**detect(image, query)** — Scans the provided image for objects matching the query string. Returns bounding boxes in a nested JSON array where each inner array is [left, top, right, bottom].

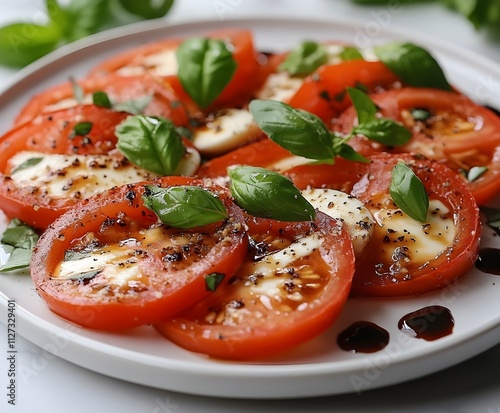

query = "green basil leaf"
[[46, 0, 72, 37], [0, 219, 39, 272], [390, 162, 429, 222], [374, 42, 452, 91], [481, 206, 500, 234], [340, 46, 364, 61], [249, 99, 334, 161], [228, 165, 316, 222], [279, 40, 328, 76], [115, 115, 184, 175], [65, 0, 110, 41], [467, 166, 488, 182], [10, 157, 43, 174], [353, 118, 411, 146], [346, 87, 377, 124], [92, 91, 112, 108], [205, 272, 225, 292], [176, 38, 237, 108], [142, 185, 228, 229], [337, 143, 370, 163], [410, 108, 431, 121], [118, 0, 174, 19], [0, 23, 61, 67], [113, 94, 153, 115], [72, 122, 93, 137]]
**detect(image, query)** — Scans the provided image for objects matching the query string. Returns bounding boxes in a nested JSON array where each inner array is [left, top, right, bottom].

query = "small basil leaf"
[[10, 157, 43, 174], [176, 37, 237, 108], [346, 87, 377, 124], [228, 165, 316, 222], [337, 143, 370, 163], [92, 91, 112, 108], [115, 115, 184, 175], [0, 23, 61, 67], [340, 46, 364, 61], [249, 99, 334, 161], [390, 162, 429, 222], [374, 42, 452, 91], [113, 94, 153, 115], [410, 108, 431, 121], [278, 40, 328, 76], [142, 185, 228, 229], [481, 206, 500, 234], [71, 121, 93, 138], [467, 166, 488, 182], [205, 272, 225, 292], [118, 0, 174, 19], [0, 219, 39, 272], [353, 118, 411, 146]]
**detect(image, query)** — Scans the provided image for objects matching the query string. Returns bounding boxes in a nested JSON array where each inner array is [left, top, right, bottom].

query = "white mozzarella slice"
[[174, 145, 201, 176], [301, 188, 374, 258], [191, 109, 261, 156], [255, 71, 304, 102], [372, 199, 457, 265], [117, 48, 179, 77], [44, 95, 92, 113], [8, 151, 159, 200]]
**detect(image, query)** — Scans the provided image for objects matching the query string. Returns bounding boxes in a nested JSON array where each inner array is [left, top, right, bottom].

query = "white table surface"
[[0, 1, 499, 412]]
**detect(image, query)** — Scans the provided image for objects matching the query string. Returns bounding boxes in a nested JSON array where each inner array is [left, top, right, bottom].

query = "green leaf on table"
[[0, 23, 61, 67], [65, 0, 110, 41], [118, 0, 174, 19]]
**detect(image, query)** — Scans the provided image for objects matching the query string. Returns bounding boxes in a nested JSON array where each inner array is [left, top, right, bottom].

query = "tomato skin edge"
[[30, 177, 249, 331], [156, 212, 355, 360]]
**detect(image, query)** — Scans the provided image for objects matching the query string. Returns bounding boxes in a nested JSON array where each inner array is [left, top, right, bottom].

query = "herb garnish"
[[176, 37, 237, 108], [390, 162, 429, 222]]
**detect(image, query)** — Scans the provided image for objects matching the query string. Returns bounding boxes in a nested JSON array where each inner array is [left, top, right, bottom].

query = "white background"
[[0, 1, 499, 412]]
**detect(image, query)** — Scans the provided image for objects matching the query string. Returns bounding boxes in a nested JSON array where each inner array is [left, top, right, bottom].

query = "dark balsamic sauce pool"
[[337, 321, 389, 353], [398, 305, 454, 341], [475, 248, 500, 275]]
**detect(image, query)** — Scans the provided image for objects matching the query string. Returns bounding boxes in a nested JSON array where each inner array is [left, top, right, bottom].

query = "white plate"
[[0, 17, 499, 399]]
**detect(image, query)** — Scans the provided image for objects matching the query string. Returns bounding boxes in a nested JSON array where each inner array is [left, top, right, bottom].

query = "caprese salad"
[[0, 28, 498, 361]]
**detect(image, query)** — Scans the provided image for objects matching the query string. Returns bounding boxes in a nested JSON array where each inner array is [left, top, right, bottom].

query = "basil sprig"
[[115, 115, 185, 175], [0, 219, 39, 272], [228, 165, 316, 222], [176, 38, 237, 108], [390, 162, 429, 222], [279, 41, 329, 76], [142, 185, 228, 228], [249, 88, 411, 164], [205, 273, 225, 291], [374, 42, 452, 91]]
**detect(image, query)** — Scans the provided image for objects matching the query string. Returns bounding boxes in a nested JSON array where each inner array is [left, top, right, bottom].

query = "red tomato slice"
[[0, 105, 131, 228], [89, 38, 182, 76], [350, 153, 481, 297], [197, 137, 369, 192], [288, 60, 400, 123], [30, 177, 248, 331], [89, 29, 264, 110], [336, 88, 500, 205], [156, 211, 355, 360], [14, 73, 189, 127]]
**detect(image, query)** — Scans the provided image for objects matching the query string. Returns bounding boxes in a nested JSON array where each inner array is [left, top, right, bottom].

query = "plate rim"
[[0, 15, 499, 399]]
